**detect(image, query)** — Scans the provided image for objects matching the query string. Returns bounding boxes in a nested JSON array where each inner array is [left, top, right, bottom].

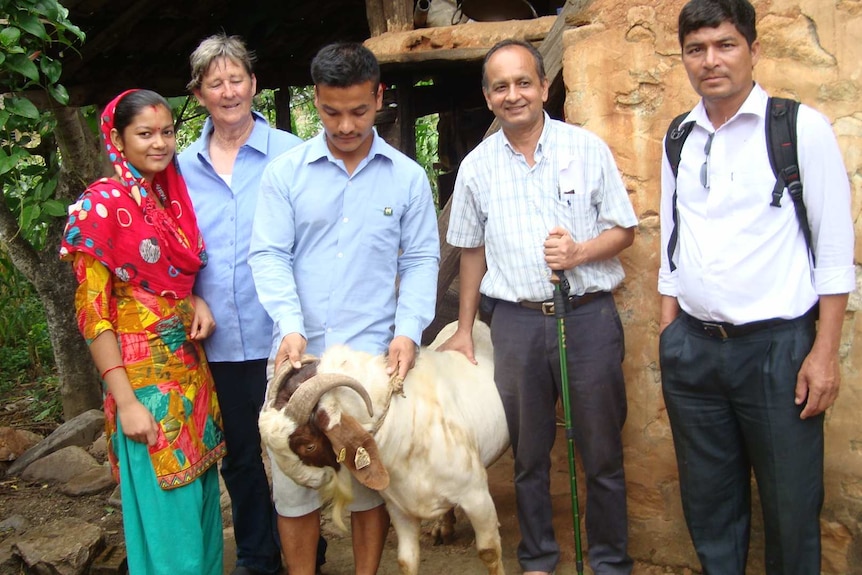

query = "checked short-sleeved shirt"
[[448, 114, 637, 302]]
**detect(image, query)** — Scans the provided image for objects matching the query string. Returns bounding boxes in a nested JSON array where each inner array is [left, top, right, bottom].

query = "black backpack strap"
[[766, 97, 813, 264], [664, 113, 695, 272]]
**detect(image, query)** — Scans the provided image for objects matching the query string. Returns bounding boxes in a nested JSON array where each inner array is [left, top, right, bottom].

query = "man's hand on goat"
[[190, 295, 216, 340], [436, 328, 477, 365], [387, 335, 417, 381], [275, 332, 307, 372]]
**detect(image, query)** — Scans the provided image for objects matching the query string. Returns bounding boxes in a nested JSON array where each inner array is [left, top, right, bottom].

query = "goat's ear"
[[323, 414, 389, 491]]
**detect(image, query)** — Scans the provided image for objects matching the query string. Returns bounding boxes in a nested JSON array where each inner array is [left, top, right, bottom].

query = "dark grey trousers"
[[490, 294, 633, 575], [659, 312, 823, 575]]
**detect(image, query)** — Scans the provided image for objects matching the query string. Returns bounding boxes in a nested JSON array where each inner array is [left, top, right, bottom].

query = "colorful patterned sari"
[[60, 90, 225, 489]]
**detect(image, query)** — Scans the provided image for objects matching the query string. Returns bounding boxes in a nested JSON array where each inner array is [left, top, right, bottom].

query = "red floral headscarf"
[[59, 89, 206, 298]]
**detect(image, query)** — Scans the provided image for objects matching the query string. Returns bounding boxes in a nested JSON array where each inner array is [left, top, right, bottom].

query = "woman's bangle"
[[100, 365, 125, 379]]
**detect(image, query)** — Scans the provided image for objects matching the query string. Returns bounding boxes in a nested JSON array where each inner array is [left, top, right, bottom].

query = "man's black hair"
[[481, 39, 546, 91], [678, 0, 757, 48], [311, 42, 380, 89], [114, 90, 172, 134]]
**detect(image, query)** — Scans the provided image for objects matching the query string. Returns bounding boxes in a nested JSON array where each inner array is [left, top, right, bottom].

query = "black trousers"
[[660, 313, 823, 574], [490, 294, 633, 575], [210, 360, 282, 574]]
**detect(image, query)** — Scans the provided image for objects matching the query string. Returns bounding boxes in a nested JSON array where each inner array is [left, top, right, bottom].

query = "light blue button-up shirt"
[[249, 130, 439, 357], [178, 112, 302, 362]]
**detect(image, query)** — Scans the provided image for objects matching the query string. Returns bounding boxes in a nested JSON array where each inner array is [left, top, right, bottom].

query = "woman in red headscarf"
[[60, 89, 225, 575]]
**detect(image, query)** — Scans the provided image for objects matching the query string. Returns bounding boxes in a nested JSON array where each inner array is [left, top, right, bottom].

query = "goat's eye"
[[304, 444, 316, 453]]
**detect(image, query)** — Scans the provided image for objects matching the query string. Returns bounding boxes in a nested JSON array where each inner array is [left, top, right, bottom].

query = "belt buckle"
[[701, 322, 729, 339], [541, 302, 555, 316]]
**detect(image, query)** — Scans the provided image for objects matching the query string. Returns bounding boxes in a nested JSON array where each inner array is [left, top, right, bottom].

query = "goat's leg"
[[387, 504, 422, 575], [458, 486, 505, 575], [430, 508, 457, 545]]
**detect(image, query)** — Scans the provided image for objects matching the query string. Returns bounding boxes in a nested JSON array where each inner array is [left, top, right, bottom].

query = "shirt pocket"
[[724, 168, 777, 212], [364, 203, 405, 259]]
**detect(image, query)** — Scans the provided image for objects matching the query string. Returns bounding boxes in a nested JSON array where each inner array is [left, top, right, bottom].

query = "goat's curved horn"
[[267, 355, 318, 408], [285, 373, 374, 423]]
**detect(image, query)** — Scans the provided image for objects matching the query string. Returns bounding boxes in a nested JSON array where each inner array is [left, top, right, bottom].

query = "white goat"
[[259, 320, 509, 575]]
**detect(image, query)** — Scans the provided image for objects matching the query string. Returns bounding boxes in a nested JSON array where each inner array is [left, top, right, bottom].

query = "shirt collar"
[[198, 110, 269, 158], [305, 127, 392, 166], [689, 83, 767, 131], [499, 111, 551, 160]]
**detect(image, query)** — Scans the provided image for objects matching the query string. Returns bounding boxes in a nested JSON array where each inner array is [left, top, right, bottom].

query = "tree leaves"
[[47, 84, 69, 106], [15, 12, 49, 42], [0, 27, 22, 48], [39, 57, 61, 84], [5, 96, 40, 120], [5, 53, 40, 83]]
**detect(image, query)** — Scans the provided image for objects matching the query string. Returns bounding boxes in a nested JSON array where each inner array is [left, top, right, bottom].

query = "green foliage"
[[1, 112, 63, 249], [288, 86, 322, 140], [0, 1, 83, 420], [0, 0, 86, 248], [415, 113, 441, 204], [0, 0, 84, 103], [0, 249, 54, 386]]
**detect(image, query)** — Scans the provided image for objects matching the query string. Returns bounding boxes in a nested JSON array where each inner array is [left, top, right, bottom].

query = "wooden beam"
[[434, 0, 594, 317], [375, 47, 489, 66]]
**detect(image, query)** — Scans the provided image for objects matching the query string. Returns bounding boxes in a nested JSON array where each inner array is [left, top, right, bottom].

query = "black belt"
[[680, 309, 814, 340], [519, 291, 607, 316]]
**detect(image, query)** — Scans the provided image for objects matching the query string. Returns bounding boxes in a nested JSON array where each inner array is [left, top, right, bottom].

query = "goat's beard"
[[320, 467, 354, 532]]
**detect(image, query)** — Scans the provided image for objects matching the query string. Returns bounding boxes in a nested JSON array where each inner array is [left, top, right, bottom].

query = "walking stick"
[[551, 270, 585, 575]]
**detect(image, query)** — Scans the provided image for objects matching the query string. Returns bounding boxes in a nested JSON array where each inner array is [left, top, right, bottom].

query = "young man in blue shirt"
[[249, 42, 439, 575]]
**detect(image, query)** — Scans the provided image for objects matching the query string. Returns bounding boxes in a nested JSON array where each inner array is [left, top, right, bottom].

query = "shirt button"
[[343, 217, 349, 223], [337, 253, 343, 258]]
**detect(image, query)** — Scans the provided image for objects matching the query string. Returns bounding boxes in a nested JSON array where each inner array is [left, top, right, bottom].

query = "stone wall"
[[560, 1, 862, 572]]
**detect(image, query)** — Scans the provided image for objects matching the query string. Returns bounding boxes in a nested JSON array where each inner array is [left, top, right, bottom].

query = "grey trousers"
[[490, 294, 633, 575], [660, 312, 823, 575]]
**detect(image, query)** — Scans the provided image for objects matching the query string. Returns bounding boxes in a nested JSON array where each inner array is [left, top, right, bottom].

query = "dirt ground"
[[222, 436, 693, 575], [1, 408, 690, 575]]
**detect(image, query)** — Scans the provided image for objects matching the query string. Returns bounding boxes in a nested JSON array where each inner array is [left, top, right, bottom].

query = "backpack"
[[663, 97, 812, 272]]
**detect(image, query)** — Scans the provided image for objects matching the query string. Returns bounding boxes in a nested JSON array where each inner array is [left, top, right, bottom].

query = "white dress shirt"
[[658, 84, 854, 324]]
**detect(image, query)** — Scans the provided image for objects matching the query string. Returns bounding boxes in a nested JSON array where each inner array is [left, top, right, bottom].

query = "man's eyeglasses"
[[700, 132, 714, 189]]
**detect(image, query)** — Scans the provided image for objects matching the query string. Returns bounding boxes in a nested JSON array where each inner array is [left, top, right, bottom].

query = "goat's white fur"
[[259, 320, 508, 575]]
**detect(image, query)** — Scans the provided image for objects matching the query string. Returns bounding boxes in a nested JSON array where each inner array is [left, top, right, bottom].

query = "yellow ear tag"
[[336, 447, 347, 463], [354, 446, 371, 470]]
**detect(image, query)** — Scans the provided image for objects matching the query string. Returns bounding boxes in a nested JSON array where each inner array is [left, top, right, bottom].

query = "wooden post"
[[383, 0, 413, 33], [366, 0, 387, 36], [396, 77, 416, 160], [274, 87, 293, 133], [366, 0, 412, 35]]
